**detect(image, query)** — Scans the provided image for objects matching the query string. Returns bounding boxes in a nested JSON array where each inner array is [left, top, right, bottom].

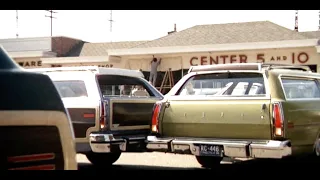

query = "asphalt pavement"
[[77, 152, 320, 171]]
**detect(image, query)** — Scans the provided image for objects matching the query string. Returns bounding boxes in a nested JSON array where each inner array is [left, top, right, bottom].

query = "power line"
[[45, 10, 57, 36]]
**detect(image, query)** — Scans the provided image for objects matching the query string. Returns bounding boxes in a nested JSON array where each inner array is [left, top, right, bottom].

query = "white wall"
[[0, 37, 52, 52]]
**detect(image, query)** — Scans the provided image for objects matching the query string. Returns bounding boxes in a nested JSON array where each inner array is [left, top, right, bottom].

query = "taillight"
[[100, 101, 106, 129], [151, 103, 161, 133], [272, 102, 284, 137]]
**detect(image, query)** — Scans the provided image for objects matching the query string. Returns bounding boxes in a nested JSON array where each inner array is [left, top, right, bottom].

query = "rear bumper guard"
[[315, 138, 320, 156], [146, 136, 292, 159], [89, 133, 146, 153]]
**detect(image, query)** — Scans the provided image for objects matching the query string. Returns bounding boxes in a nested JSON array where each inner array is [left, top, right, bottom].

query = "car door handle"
[[261, 104, 267, 110]]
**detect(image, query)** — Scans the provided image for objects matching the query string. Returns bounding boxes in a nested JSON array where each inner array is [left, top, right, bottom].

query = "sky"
[[0, 10, 319, 43]]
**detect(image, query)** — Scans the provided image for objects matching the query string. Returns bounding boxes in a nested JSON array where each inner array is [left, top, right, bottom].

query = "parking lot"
[[77, 152, 254, 170], [77, 152, 320, 171]]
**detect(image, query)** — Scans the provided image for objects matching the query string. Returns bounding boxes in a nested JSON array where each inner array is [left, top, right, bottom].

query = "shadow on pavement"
[[79, 156, 320, 171], [78, 162, 205, 170]]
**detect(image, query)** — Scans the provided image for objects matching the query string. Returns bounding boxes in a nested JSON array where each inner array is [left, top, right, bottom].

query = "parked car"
[[28, 66, 163, 166], [147, 63, 320, 168], [0, 46, 77, 170]]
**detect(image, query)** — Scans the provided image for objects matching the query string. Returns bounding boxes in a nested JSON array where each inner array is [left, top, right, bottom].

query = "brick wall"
[[51, 37, 83, 57]]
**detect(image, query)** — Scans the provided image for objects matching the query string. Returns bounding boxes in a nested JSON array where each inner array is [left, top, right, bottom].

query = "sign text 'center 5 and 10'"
[[189, 52, 310, 66]]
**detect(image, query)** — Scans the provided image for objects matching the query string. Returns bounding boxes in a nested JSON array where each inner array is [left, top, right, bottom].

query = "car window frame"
[[173, 71, 269, 98], [53, 80, 89, 98], [279, 75, 320, 101]]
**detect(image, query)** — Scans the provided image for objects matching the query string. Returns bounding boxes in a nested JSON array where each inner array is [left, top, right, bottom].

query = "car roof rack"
[[26, 66, 99, 73], [188, 63, 262, 73], [261, 63, 311, 72], [188, 63, 312, 73], [26, 66, 144, 78]]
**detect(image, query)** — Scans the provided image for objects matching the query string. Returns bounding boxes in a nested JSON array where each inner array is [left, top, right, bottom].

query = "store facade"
[[106, 39, 320, 74], [41, 40, 320, 71], [3, 21, 320, 91], [39, 38, 319, 95], [41, 22, 320, 74]]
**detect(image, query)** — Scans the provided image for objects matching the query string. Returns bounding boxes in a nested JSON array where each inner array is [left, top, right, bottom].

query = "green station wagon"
[[147, 63, 320, 168]]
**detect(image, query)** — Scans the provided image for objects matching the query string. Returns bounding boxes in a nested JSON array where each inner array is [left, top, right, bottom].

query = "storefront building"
[[40, 21, 320, 69], [2, 21, 320, 90]]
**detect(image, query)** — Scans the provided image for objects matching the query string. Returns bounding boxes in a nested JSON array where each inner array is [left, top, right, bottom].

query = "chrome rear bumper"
[[89, 133, 146, 153], [147, 136, 292, 159]]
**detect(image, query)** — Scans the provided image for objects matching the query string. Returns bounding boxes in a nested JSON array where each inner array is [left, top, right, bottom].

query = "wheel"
[[301, 147, 320, 163], [297, 142, 320, 163], [195, 156, 223, 168], [86, 152, 121, 166]]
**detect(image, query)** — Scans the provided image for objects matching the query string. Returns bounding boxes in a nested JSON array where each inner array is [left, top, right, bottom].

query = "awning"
[[41, 55, 121, 64], [107, 39, 319, 56]]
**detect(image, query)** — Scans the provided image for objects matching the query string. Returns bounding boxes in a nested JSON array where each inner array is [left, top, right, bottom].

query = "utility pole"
[[318, 10, 320, 30], [45, 10, 57, 36], [108, 10, 114, 42], [16, 10, 19, 38], [294, 10, 299, 32], [109, 10, 114, 32]]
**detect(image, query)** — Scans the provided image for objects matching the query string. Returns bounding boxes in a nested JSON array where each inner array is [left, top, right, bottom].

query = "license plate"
[[199, 144, 223, 156]]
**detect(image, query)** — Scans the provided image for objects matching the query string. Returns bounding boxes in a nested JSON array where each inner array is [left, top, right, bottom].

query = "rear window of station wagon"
[[281, 78, 320, 99], [178, 72, 266, 96], [53, 80, 88, 98], [96, 75, 153, 98]]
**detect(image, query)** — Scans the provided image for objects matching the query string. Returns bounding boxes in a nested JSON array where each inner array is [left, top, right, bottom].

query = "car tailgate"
[[108, 97, 161, 131], [160, 96, 272, 140]]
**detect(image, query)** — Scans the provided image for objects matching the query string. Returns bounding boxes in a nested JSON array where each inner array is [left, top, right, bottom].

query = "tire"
[[195, 156, 223, 168], [86, 152, 121, 166]]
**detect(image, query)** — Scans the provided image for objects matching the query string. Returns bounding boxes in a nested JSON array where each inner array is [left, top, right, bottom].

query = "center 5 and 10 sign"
[[189, 52, 310, 66]]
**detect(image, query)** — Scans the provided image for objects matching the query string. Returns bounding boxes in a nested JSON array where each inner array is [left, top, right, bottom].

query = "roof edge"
[[108, 39, 319, 56]]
